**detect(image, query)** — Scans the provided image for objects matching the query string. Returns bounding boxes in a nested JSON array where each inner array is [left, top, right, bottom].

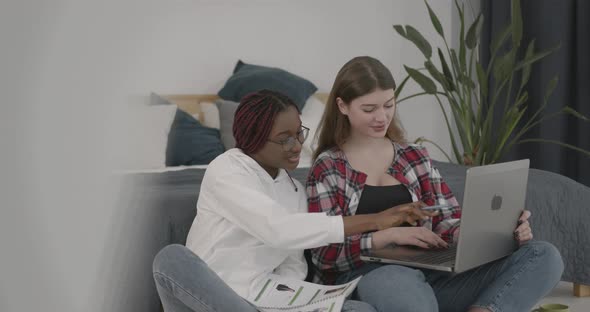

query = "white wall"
[[1, 1, 471, 311], [132, 0, 457, 161], [98, 0, 457, 161]]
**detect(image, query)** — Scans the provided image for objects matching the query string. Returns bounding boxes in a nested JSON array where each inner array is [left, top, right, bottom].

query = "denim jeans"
[[153, 244, 377, 312], [335, 241, 564, 312]]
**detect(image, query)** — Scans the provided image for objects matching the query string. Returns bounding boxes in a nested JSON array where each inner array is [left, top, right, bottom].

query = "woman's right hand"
[[372, 226, 449, 250], [374, 202, 439, 230]]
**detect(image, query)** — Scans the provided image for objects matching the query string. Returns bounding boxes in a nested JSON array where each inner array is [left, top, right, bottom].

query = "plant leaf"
[[493, 50, 515, 82], [456, 0, 466, 72], [395, 75, 411, 99], [563, 106, 590, 122], [514, 91, 529, 107], [393, 25, 407, 38], [492, 106, 527, 162], [414, 136, 454, 163], [476, 61, 488, 97], [466, 14, 483, 49], [406, 25, 433, 59], [449, 105, 470, 149], [425, 60, 450, 90], [519, 39, 536, 89], [517, 139, 590, 158], [543, 76, 559, 103], [511, 0, 523, 48], [490, 24, 512, 56], [459, 73, 476, 90], [405, 65, 437, 94], [450, 49, 461, 76], [514, 44, 560, 72], [513, 77, 559, 144], [425, 0, 444, 38], [438, 48, 455, 91]]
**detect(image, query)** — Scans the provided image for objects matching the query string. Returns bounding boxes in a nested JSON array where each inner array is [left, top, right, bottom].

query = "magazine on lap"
[[249, 274, 361, 312]]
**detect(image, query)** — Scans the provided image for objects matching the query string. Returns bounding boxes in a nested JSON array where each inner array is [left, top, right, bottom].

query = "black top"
[[356, 184, 413, 215]]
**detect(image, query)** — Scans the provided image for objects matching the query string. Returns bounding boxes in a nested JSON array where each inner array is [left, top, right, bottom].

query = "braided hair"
[[233, 89, 300, 154]]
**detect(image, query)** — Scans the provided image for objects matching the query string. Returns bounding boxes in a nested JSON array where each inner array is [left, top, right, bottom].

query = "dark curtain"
[[481, 0, 590, 187]]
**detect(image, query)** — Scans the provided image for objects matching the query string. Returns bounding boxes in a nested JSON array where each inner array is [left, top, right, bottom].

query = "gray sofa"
[[133, 161, 589, 312]]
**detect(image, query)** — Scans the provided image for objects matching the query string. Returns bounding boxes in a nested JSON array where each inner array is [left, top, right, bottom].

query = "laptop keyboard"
[[405, 246, 457, 265]]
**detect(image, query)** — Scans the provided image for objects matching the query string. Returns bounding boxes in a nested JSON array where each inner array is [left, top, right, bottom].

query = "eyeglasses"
[[268, 126, 310, 151]]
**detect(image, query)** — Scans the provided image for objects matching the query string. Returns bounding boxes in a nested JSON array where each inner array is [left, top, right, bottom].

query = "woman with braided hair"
[[154, 89, 439, 312]]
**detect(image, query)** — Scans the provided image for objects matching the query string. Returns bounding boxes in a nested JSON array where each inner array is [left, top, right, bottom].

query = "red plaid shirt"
[[306, 142, 461, 284]]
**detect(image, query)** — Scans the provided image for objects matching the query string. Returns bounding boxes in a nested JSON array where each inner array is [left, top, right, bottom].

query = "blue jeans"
[[153, 244, 377, 312], [335, 241, 564, 312]]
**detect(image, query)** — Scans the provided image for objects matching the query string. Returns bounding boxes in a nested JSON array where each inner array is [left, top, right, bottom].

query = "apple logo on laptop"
[[491, 194, 503, 211]]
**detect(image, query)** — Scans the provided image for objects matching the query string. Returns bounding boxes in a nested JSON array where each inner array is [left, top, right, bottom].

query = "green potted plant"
[[394, 0, 589, 165]]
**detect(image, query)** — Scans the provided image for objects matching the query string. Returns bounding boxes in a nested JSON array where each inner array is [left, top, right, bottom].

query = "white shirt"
[[185, 149, 344, 300]]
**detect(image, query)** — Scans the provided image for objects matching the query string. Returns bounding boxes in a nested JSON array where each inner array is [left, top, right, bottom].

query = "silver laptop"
[[360, 159, 530, 273]]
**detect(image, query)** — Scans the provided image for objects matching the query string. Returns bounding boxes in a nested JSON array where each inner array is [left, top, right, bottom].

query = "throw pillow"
[[166, 109, 225, 166], [218, 60, 317, 110]]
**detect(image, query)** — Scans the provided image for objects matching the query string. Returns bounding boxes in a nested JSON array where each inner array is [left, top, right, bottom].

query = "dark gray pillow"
[[215, 99, 239, 150], [166, 109, 225, 166], [218, 60, 317, 110]]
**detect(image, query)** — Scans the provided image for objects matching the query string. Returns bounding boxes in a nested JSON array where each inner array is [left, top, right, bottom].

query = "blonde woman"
[[306, 56, 564, 312]]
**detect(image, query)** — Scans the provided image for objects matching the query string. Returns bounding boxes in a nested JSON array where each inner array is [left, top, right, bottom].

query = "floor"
[[536, 282, 590, 311]]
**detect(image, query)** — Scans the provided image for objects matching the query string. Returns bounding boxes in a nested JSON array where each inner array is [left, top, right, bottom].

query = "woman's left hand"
[[515, 210, 533, 245]]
